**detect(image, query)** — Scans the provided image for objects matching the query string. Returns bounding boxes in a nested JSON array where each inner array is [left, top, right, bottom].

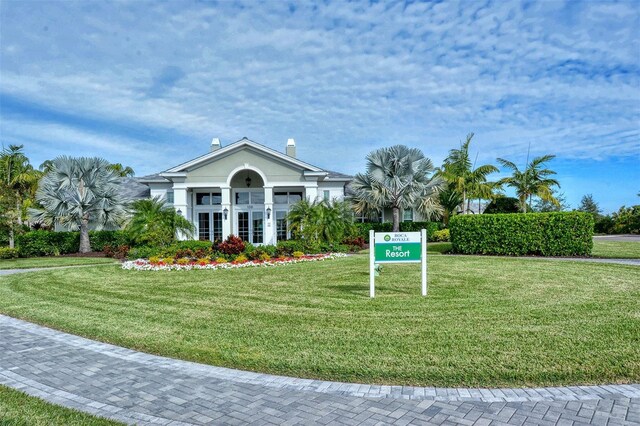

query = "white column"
[[264, 186, 274, 245], [221, 186, 231, 240], [173, 187, 189, 240]]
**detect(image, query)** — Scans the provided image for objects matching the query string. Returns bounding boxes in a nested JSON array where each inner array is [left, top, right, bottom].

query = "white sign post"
[[369, 229, 427, 298]]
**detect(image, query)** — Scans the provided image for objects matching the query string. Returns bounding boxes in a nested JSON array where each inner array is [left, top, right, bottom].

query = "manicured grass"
[[592, 240, 640, 259], [0, 256, 638, 388], [0, 257, 118, 270], [0, 385, 121, 425]]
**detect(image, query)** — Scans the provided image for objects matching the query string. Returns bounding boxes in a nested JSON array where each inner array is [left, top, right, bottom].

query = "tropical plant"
[[348, 145, 443, 232], [497, 154, 560, 213], [437, 186, 462, 226], [125, 197, 194, 247], [108, 163, 135, 177], [30, 156, 129, 253], [0, 144, 42, 248], [438, 133, 499, 215], [533, 189, 570, 212], [288, 198, 354, 243], [484, 196, 520, 214]]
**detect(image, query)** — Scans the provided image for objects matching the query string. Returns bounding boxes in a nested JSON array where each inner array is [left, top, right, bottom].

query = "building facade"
[[139, 138, 352, 245]]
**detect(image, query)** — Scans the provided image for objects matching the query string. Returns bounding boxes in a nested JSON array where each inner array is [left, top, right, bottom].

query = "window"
[[402, 209, 414, 222], [323, 190, 330, 201], [196, 192, 221, 205], [235, 192, 250, 205], [274, 192, 288, 204], [276, 210, 288, 241], [166, 191, 174, 204], [274, 191, 303, 205], [196, 193, 211, 205], [198, 212, 210, 241], [251, 192, 265, 204]]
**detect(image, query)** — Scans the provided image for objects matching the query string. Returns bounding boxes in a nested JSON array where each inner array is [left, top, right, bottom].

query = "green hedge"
[[353, 221, 440, 242], [15, 230, 128, 257], [449, 212, 594, 256]]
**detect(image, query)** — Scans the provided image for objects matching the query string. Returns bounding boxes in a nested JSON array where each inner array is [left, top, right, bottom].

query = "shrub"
[[215, 257, 227, 263], [149, 256, 161, 265], [216, 235, 245, 255], [0, 247, 18, 259], [197, 258, 209, 266], [450, 212, 593, 256], [103, 244, 130, 259], [259, 253, 271, 262], [176, 257, 190, 265], [88, 230, 129, 251], [127, 246, 160, 260], [431, 229, 450, 242], [611, 205, 640, 234], [484, 197, 520, 214], [163, 256, 175, 265], [16, 230, 80, 257], [234, 254, 248, 263], [276, 240, 306, 257], [293, 251, 304, 258]]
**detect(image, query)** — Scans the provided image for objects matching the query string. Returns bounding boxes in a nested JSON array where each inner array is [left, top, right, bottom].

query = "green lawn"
[[0, 385, 121, 425], [0, 255, 638, 388], [0, 256, 118, 270], [592, 240, 640, 259]]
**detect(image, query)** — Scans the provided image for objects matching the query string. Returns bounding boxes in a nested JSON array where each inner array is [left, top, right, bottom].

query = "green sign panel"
[[374, 232, 422, 263]]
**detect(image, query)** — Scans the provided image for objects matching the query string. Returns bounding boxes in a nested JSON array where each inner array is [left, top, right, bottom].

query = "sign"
[[374, 232, 421, 263], [369, 229, 427, 298]]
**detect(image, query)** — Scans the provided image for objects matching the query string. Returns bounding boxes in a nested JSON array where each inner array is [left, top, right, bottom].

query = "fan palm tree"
[[438, 133, 499, 214], [348, 145, 442, 232], [497, 154, 560, 213], [30, 156, 130, 253], [126, 197, 194, 246], [0, 144, 42, 248]]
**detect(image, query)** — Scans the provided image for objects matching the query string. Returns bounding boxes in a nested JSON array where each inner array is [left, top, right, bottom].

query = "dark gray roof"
[[326, 170, 353, 180], [137, 173, 169, 183], [120, 177, 151, 200]]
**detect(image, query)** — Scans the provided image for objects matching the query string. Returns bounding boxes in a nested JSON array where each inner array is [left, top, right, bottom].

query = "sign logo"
[[384, 234, 391, 242]]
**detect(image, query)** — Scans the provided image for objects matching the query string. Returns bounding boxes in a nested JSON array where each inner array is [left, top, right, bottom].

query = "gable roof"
[[166, 137, 326, 174]]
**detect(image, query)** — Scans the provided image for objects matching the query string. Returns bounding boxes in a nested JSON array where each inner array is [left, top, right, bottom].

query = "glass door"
[[237, 211, 249, 242], [252, 211, 263, 244]]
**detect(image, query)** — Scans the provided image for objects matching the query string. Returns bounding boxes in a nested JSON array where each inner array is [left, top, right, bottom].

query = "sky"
[[0, 0, 638, 213]]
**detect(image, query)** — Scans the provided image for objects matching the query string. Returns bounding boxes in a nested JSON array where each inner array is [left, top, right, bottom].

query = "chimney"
[[211, 137, 221, 152], [286, 138, 296, 158]]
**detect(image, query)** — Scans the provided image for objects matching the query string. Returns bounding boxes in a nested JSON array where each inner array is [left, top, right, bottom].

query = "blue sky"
[[1, 0, 638, 213]]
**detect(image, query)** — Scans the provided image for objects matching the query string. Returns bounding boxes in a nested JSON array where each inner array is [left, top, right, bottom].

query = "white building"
[[138, 137, 352, 245]]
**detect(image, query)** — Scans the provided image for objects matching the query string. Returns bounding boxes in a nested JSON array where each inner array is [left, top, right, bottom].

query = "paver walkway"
[[1, 315, 638, 425]]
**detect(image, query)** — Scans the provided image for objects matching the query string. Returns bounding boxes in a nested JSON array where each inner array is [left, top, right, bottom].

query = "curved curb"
[[1, 315, 638, 403]]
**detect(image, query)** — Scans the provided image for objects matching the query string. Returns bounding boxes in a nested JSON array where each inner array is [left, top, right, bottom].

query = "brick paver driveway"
[[1, 315, 639, 425]]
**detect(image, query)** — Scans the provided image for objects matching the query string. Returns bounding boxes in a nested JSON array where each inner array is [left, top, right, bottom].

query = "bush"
[[449, 212, 593, 256], [292, 251, 304, 258], [353, 222, 440, 243], [594, 216, 615, 234], [216, 235, 245, 255], [88, 230, 129, 251], [0, 247, 19, 259], [484, 197, 520, 214], [431, 229, 450, 242], [16, 231, 80, 257], [127, 246, 160, 260], [103, 244, 130, 259], [276, 240, 306, 257], [611, 205, 640, 234]]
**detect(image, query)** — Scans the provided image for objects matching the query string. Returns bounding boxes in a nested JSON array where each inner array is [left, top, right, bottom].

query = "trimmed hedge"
[[15, 230, 128, 257], [449, 212, 594, 256], [353, 221, 440, 242]]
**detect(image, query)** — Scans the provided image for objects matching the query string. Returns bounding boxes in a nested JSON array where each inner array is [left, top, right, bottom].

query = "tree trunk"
[[478, 198, 481, 214], [9, 228, 14, 249], [392, 206, 400, 232], [79, 215, 91, 253], [462, 190, 466, 214]]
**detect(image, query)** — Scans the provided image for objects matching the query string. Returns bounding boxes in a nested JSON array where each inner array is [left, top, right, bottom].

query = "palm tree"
[[126, 197, 194, 246], [0, 144, 41, 248], [438, 133, 499, 214], [438, 186, 463, 226], [30, 156, 129, 253], [497, 154, 560, 213], [108, 163, 135, 177], [349, 145, 442, 232]]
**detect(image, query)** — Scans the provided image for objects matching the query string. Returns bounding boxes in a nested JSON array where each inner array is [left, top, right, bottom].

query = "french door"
[[236, 210, 263, 244], [197, 211, 223, 242]]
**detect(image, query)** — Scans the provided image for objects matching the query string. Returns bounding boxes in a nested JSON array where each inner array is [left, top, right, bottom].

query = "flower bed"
[[122, 253, 347, 271]]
